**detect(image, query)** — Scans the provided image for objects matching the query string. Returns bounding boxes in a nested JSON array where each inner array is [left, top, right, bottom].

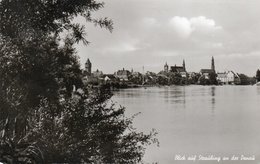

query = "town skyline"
[[83, 57, 256, 77], [84, 56, 249, 86], [75, 0, 260, 76]]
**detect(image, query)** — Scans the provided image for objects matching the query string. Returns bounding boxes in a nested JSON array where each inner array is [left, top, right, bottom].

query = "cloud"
[[169, 16, 222, 38], [191, 16, 222, 34], [143, 17, 159, 26], [218, 51, 260, 59], [107, 43, 138, 52], [169, 16, 193, 38]]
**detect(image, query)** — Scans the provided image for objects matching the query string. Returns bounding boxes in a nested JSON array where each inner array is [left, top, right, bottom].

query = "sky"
[[75, 0, 260, 76]]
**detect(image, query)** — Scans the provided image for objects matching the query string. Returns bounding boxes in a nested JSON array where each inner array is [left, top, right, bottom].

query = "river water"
[[112, 86, 260, 164]]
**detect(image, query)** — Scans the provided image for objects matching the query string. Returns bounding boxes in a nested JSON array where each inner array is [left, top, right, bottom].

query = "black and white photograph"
[[0, 0, 260, 163]]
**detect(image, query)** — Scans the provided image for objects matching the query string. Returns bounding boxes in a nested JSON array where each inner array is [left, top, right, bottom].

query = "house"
[[217, 72, 227, 83], [114, 68, 131, 81], [103, 74, 117, 83], [217, 71, 241, 85]]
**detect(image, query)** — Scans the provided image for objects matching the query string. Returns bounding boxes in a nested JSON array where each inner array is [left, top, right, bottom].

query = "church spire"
[[211, 56, 215, 72], [164, 62, 169, 72], [183, 59, 186, 72]]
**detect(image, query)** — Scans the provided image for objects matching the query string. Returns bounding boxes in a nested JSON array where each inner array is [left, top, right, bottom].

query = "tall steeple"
[[211, 56, 215, 72], [85, 58, 92, 75], [164, 62, 169, 72], [183, 59, 186, 72]]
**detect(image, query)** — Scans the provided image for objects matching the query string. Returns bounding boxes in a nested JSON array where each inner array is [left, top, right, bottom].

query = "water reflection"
[[257, 86, 260, 95], [211, 86, 216, 117], [163, 86, 186, 105], [163, 86, 215, 114]]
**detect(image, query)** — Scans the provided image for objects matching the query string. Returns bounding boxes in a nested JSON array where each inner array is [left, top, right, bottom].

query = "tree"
[[256, 69, 260, 82], [198, 75, 209, 85], [156, 75, 168, 85], [129, 73, 143, 85], [198, 72, 217, 85], [209, 72, 218, 85], [0, 1, 157, 163], [188, 73, 200, 84], [169, 72, 182, 85], [238, 74, 255, 85], [0, 0, 113, 44]]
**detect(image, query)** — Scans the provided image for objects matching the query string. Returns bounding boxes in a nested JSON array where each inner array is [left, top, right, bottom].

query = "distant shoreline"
[[112, 83, 257, 90]]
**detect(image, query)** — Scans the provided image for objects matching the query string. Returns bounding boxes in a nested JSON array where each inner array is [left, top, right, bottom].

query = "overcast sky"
[[75, 0, 260, 76]]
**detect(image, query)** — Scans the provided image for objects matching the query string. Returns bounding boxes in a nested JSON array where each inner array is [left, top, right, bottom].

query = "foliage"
[[256, 69, 260, 82], [198, 75, 209, 85], [198, 72, 217, 85], [0, 0, 113, 45], [156, 72, 188, 85], [0, 0, 157, 163], [19, 87, 157, 163], [156, 75, 168, 85], [188, 73, 200, 84], [209, 72, 218, 85], [129, 74, 142, 85], [169, 72, 183, 85], [238, 74, 255, 85]]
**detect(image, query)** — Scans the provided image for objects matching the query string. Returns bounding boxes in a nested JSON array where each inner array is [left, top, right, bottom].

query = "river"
[[112, 85, 260, 164]]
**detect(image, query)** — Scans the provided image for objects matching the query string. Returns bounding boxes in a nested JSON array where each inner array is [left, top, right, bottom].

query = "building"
[[170, 60, 187, 78], [200, 56, 215, 79], [92, 69, 103, 78], [103, 74, 117, 83], [114, 68, 131, 81], [164, 62, 169, 72], [217, 71, 241, 85], [82, 59, 105, 84], [84, 58, 92, 76]]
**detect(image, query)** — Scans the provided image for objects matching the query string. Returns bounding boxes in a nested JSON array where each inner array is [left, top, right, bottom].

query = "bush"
[[0, 0, 158, 163]]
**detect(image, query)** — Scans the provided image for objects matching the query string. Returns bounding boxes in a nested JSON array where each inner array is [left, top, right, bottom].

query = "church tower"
[[211, 56, 215, 72], [164, 62, 169, 72], [85, 58, 92, 75], [183, 59, 186, 72]]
